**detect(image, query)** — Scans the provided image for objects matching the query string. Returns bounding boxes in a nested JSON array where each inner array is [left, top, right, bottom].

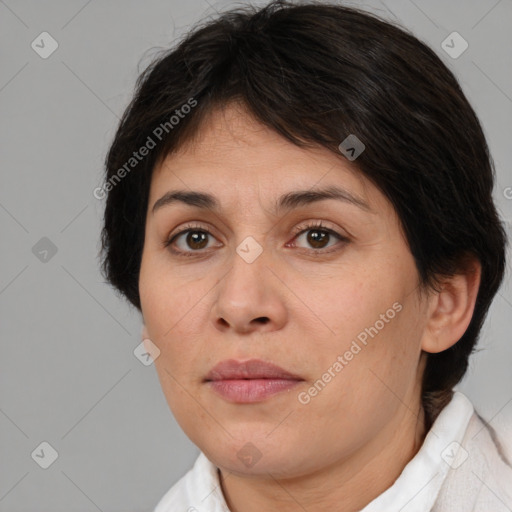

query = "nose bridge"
[[221, 235, 268, 304], [212, 235, 286, 332]]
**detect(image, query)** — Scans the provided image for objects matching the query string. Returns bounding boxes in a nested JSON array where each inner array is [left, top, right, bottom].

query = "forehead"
[[149, 103, 384, 214]]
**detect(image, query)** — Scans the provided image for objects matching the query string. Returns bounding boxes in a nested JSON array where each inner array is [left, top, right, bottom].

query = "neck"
[[219, 396, 427, 512]]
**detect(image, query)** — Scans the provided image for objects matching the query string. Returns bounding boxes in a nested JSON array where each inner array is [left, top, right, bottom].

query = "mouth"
[[204, 359, 304, 403]]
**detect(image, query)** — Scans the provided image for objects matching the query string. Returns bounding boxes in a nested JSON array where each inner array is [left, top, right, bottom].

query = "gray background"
[[0, 0, 511, 510]]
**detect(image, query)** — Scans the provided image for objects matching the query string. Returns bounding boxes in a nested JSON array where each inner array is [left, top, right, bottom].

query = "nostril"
[[254, 317, 270, 324]]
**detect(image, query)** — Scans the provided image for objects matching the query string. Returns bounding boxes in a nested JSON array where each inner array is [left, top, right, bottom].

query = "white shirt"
[[153, 392, 512, 511]]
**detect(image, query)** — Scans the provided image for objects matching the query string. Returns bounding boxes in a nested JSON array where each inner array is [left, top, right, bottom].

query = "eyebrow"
[[151, 185, 372, 215]]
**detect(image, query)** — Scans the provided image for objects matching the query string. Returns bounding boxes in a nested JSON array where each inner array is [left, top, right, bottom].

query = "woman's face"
[[139, 104, 431, 478]]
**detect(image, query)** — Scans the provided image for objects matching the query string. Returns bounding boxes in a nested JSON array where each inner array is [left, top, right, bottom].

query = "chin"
[[198, 435, 308, 479]]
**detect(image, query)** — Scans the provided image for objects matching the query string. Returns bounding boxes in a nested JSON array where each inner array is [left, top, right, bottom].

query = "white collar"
[[360, 391, 474, 511]]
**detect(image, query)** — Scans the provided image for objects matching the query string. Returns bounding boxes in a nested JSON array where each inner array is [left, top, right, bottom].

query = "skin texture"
[[139, 103, 481, 511]]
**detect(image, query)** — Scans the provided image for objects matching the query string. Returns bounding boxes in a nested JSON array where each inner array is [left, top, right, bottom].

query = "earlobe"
[[421, 259, 482, 354], [141, 323, 150, 340]]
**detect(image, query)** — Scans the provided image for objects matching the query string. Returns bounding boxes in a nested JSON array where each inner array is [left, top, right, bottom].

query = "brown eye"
[[305, 229, 331, 249], [184, 231, 209, 250]]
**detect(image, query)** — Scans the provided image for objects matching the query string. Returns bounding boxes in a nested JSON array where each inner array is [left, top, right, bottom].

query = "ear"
[[421, 257, 482, 354], [141, 323, 150, 340]]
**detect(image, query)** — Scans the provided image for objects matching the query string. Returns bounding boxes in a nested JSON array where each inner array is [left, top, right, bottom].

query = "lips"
[[205, 358, 303, 382], [204, 359, 304, 403]]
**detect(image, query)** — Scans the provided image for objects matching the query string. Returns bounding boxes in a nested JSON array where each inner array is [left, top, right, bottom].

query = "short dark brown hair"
[[99, 0, 507, 428]]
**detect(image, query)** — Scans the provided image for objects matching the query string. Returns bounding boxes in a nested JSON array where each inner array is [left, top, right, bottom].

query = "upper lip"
[[205, 359, 303, 381]]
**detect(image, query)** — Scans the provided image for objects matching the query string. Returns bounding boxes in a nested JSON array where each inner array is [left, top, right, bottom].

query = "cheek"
[[140, 253, 209, 339], [152, 360, 211, 442], [303, 267, 423, 396], [343, 292, 425, 407], [293, 268, 402, 349], [139, 263, 217, 393], [304, 301, 424, 437]]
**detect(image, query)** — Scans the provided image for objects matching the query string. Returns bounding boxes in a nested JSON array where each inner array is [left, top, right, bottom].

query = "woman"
[[99, 1, 512, 510]]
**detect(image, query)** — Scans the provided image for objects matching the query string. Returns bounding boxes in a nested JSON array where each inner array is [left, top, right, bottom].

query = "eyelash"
[[163, 221, 349, 258]]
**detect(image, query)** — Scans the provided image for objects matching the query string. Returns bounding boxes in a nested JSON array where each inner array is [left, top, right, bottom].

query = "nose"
[[211, 244, 288, 335]]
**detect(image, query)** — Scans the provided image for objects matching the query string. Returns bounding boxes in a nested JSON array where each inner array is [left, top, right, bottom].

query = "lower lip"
[[206, 379, 302, 403]]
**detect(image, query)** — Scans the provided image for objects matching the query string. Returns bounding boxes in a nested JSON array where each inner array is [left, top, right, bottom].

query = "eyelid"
[[290, 219, 346, 238], [168, 222, 214, 239]]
